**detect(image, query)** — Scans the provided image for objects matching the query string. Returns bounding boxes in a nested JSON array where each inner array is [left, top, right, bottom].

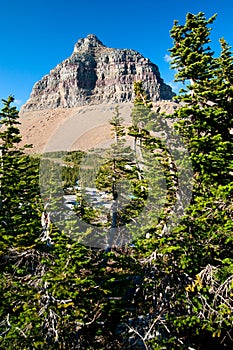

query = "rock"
[[21, 34, 174, 112]]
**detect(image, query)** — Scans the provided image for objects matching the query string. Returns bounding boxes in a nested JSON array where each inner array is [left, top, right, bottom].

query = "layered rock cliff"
[[21, 34, 174, 112]]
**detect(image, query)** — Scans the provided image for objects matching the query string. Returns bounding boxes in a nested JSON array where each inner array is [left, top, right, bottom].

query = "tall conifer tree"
[[166, 12, 233, 347], [0, 96, 41, 249]]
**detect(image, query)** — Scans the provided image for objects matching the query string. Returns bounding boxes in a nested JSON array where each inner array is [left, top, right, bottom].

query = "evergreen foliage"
[[0, 96, 42, 249], [158, 12, 233, 347], [0, 12, 232, 349]]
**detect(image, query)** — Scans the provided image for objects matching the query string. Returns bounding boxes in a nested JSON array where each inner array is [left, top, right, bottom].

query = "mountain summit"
[[73, 34, 105, 53], [21, 34, 174, 112]]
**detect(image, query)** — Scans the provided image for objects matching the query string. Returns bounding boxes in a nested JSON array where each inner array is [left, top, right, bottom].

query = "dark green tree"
[[119, 13, 233, 350], [156, 12, 233, 348], [0, 96, 42, 249]]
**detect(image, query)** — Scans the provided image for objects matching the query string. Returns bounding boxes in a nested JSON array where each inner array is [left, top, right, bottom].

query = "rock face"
[[21, 34, 174, 112]]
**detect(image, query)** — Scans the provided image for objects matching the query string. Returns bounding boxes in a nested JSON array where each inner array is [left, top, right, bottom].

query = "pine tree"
[[170, 12, 233, 198], [0, 96, 42, 249], [162, 12, 233, 348], [170, 12, 216, 87]]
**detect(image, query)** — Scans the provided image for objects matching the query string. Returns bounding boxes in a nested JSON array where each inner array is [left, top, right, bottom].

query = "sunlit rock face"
[[21, 34, 174, 112]]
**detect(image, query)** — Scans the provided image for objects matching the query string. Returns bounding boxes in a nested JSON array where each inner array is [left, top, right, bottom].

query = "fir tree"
[[161, 12, 233, 348], [0, 96, 42, 249]]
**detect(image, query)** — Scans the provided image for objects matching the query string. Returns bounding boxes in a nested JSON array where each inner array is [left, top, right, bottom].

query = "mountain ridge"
[[19, 35, 177, 154], [21, 34, 174, 112]]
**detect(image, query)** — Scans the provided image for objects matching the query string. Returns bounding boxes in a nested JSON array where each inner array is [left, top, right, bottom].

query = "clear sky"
[[0, 0, 232, 109]]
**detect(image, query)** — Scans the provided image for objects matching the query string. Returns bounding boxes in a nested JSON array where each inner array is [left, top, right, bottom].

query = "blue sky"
[[0, 0, 232, 109]]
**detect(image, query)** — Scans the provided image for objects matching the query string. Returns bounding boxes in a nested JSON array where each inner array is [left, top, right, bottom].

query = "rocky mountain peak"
[[73, 34, 105, 54], [21, 35, 175, 112]]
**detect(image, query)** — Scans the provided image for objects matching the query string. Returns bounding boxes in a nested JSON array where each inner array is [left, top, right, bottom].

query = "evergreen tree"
[[169, 12, 216, 86], [0, 96, 42, 249], [159, 12, 233, 348], [120, 13, 233, 350], [109, 105, 126, 143]]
